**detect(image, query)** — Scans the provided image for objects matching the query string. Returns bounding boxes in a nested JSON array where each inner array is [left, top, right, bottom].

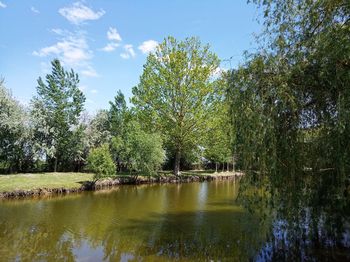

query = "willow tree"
[[132, 36, 220, 175], [230, 0, 350, 175]]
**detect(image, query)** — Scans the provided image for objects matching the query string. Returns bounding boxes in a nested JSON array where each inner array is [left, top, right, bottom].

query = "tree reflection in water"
[[0, 177, 349, 261], [238, 171, 350, 261]]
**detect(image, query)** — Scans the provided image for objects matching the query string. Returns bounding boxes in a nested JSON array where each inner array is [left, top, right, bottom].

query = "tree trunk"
[[222, 163, 224, 172], [232, 156, 235, 173], [54, 157, 58, 173], [227, 162, 229, 172], [215, 163, 218, 173], [174, 148, 181, 176]]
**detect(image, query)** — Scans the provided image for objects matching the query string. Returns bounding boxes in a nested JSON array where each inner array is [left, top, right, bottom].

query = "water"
[[0, 176, 349, 261]]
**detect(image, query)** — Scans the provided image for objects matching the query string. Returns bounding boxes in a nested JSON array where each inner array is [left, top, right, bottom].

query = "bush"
[[131, 131, 165, 175], [87, 144, 115, 180], [127, 123, 165, 175]]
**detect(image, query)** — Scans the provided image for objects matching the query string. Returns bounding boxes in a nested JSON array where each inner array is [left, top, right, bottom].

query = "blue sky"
[[0, 0, 261, 112]]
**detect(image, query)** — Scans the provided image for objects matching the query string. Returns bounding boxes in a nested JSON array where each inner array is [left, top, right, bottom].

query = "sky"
[[0, 0, 261, 112]]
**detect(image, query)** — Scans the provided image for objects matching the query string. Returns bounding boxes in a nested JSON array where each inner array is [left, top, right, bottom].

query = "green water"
[[0, 180, 266, 261], [0, 176, 349, 261]]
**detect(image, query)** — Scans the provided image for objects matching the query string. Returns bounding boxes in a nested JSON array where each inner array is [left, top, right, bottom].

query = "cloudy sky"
[[0, 0, 261, 112]]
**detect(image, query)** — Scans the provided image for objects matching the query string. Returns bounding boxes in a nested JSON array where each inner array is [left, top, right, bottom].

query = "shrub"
[[87, 144, 115, 180], [127, 123, 165, 175]]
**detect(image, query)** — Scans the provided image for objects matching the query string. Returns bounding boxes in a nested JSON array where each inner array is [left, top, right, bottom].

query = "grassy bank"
[[0, 173, 94, 192], [0, 171, 241, 198]]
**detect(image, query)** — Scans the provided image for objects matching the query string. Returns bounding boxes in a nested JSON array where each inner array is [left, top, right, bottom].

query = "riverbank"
[[0, 171, 243, 199]]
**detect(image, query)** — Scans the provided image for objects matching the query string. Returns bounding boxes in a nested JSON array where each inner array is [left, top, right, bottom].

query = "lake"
[[0, 175, 349, 261]]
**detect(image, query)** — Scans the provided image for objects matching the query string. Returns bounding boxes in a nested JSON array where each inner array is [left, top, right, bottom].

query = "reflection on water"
[[0, 173, 349, 261], [0, 180, 269, 261], [239, 171, 350, 261]]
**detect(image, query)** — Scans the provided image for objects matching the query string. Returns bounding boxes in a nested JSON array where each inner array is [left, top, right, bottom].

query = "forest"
[[0, 0, 349, 182]]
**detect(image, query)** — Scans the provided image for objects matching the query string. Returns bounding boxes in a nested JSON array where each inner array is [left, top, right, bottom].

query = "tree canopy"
[[229, 0, 350, 176], [132, 36, 220, 175], [31, 59, 86, 172], [0, 79, 31, 173]]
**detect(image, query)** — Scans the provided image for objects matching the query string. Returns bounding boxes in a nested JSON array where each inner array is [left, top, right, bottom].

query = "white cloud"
[[90, 89, 98, 94], [120, 44, 136, 59], [50, 28, 64, 35], [33, 33, 91, 66], [101, 27, 122, 52], [0, 1, 6, 8], [101, 42, 120, 52], [59, 2, 105, 25], [138, 40, 158, 54], [120, 53, 129, 59], [33, 30, 98, 78], [31, 6, 39, 14], [107, 27, 122, 42], [81, 66, 99, 77]]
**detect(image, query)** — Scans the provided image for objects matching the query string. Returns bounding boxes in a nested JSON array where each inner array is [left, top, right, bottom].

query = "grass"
[[0, 172, 94, 192], [114, 170, 217, 177], [0, 170, 233, 193]]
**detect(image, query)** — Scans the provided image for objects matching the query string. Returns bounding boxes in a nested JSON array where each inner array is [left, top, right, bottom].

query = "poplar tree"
[[31, 59, 86, 172]]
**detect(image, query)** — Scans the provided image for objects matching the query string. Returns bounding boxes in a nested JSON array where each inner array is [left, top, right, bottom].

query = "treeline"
[[0, 37, 233, 176], [2, 0, 348, 178], [229, 0, 350, 176]]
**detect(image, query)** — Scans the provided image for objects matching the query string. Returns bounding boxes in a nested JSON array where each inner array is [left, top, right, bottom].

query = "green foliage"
[[31, 59, 86, 172], [0, 79, 33, 173], [87, 144, 115, 180], [108, 90, 128, 137], [128, 122, 165, 175], [85, 110, 111, 148], [231, 0, 350, 176], [110, 121, 165, 175], [204, 76, 232, 167], [132, 36, 220, 174]]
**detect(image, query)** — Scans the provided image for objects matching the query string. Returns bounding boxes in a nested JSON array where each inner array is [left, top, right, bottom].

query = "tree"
[[85, 110, 111, 148], [204, 75, 233, 172], [132, 36, 220, 175], [0, 79, 32, 173], [108, 90, 128, 137], [127, 122, 165, 176], [109, 121, 165, 175], [31, 59, 86, 172], [230, 0, 350, 175], [87, 144, 115, 181]]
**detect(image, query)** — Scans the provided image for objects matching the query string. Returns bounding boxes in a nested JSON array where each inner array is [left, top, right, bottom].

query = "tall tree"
[[31, 59, 86, 172], [132, 36, 220, 175], [204, 76, 232, 172], [230, 0, 350, 175], [108, 90, 128, 137]]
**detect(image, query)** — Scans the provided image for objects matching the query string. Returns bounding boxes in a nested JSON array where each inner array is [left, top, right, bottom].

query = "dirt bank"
[[0, 172, 244, 199]]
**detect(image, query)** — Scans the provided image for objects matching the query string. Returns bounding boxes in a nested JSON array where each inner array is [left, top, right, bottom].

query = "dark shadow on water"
[[103, 209, 269, 261]]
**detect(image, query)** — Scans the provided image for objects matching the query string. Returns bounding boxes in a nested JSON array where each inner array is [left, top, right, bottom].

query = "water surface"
[[0, 180, 269, 261], [0, 176, 349, 261]]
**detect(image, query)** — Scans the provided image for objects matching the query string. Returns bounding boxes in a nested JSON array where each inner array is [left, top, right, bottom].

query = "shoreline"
[[0, 172, 243, 199]]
